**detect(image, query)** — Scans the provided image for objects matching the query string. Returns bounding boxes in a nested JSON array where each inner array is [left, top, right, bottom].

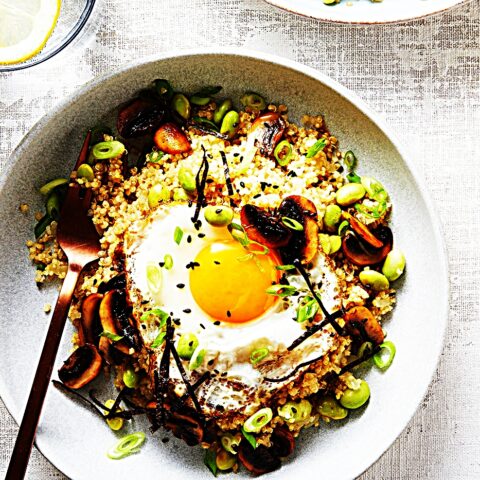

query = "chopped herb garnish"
[[241, 426, 257, 449], [100, 331, 123, 342], [296, 297, 319, 323], [174, 226, 184, 245], [275, 264, 295, 271], [306, 138, 327, 158], [281, 216, 304, 231], [204, 448, 218, 476], [250, 347, 270, 365], [140, 308, 169, 326], [347, 172, 362, 183], [265, 284, 297, 297], [151, 331, 166, 348], [146, 150, 164, 164], [163, 254, 174, 270]]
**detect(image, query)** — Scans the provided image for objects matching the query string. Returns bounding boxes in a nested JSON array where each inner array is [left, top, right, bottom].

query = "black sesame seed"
[[226, 310, 231, 318], [214, 260, 220, 265], [200, 323, 206, 329], [215, 208, 222, 214], [213, 320, 220, 326], [176, 283, 185, 289], [188, 341, 194, 347], [158, 262, 165, 268], [239, 156, 244, 163], [221, 372, 228, 377], [183, 308, 192, 314], [240, 181, 246, 188], [161, 438, 170, 443], [206, 178, 214, 184], [253, 193, 261, 199], [273, 185, 279, 189], [233, 152, 240, 157], [207, 359, 215, 366], [187, 235, 192, 243], [188, 200, 193, 207], [287, 170, 297, 178], [198, 233, 206, 238]]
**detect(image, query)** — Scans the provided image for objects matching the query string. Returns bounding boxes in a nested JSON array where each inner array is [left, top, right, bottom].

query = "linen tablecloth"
[[1, 0, 479, 478]]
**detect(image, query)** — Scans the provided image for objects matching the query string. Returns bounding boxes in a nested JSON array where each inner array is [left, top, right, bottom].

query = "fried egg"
[[124, 203, 343, 414]]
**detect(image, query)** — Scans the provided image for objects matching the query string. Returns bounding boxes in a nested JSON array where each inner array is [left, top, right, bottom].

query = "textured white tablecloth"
[[1, 0, 479, 478]]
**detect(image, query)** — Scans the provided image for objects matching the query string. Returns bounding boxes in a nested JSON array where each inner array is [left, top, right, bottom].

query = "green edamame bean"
[[220, 110, 239, 138], [216, 450, 236, 471], [340, 380, 370, 409], [173, 188, 189, 202], [319, 234, 342, 255], [46, 191, 61, 220], [319, 234, 331, 254], [329, 235, 342, 254], [178, 166, 196, 194], [77, 163, 94, 181], [204, 205, 234, 227], [318, 396, 348, 420], [177, 333, 199, 360], [359, 269, 390, 291], [382, 249, 406, 281], [148, 184, 170, 209], [213, 99, 233, 125], [335, 183, 366, 206], [123, 368, 138, 388], [324, 204, 342, 231], [171, 93, 191, 120]]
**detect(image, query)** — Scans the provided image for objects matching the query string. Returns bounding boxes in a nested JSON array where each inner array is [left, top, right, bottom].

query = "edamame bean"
[[77, 163, 94, 181], [340, 380, 370, 409], [148, 184, 170, 209], [318, 396, 348, 420], [204, 205, 234, 227], [213, 99, 233, 125], [319, 234, 342, 255], [178, 166, 196, 194], [123, 368, 138, 388], [361, 176, 388, 202], [324, 204, 342, 231], [335, 183, 366, 206], [359, 269, 390, 291], [382, 249, 406, 281], [171, 93, 191, 120], [220, 111, 239, 138], [177, 333, 199, 360], [329, 235, 342, 253], [319, 233, 331, 254], [173, 188, 189, 202]]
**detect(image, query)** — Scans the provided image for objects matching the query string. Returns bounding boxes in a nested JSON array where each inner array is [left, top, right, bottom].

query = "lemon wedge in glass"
[[0, 0, 62, 65]]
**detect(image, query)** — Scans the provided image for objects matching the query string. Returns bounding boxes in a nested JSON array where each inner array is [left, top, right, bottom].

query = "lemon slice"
[[0, 0, 61, 65]]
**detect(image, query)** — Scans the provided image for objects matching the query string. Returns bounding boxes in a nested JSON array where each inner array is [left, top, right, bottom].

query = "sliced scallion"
[[174, 226, 184, 245], [100, 331, 123, 342], [281, 216, 304, 231], [188, 346, 206, 370], [221, 433, 241, 455], [275, 264, 296, 271], [274, 140, 294, 166], [241, 426, 257, 449], [92, 140, 125, 160], [107, 432, 146, 460], [151, 331, 166, 348], [39, 178, 68, 196], [306, 138, 327, 158], [243, 407, 273, 433], [140, 308, 169, 326], [250, 347, 270, 365], [265, 284, 297, 297], [204, 448, 218, 476], [146, 262, 163, 297], [163, 254, 174, 270]]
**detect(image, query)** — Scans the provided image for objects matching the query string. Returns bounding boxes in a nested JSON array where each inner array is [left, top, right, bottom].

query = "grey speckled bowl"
[[0, 49, 448, 480]]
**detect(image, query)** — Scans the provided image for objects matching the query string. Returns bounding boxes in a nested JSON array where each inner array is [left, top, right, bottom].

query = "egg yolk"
[[190, 241, 280, 324]]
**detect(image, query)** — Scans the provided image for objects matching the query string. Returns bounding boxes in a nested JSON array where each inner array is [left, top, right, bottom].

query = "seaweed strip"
[[191, 146, 209, 224]]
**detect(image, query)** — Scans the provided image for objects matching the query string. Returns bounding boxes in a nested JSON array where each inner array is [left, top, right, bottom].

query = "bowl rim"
[[0, 0, 97, 73], [263, 0, 468, 25], [0, 47, 449, 479]]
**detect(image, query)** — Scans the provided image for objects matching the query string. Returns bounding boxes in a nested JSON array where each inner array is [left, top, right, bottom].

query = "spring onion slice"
[[343, 151, 357, 171], [338, 220, 350, 237], [241, 427, 257, 449], [347, 172, 362, 184], [274, 140, 293, 166], [221, 433, 241, 454], [281, 216, 304, 231], [278, 399, 312, 423], [243, 407, 273, 433], [140, 308, 169, 325], [92, 141, 125, 160], [151, 331, 166, 348], [107, 432, 146, 460], [275, 264, 295, 271], [39, 178, 68, 196], [189, 346, 206, 370], [146, 262, 163, 297], [266, 284, 297, 297], [306, 138, 327, 158], [100, 331, 123, 342], [204, 448, 218, 476], [250, 347, 270, 365], [174, 226, 184, 245], [358, 341, 374, 359], [373, 341, 396, 369], [163, 254, 174, 270]]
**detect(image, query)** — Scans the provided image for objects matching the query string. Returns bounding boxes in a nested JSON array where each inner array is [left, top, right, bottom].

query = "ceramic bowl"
[[0, 49, 448, 480], [264, 0, 466, 24]]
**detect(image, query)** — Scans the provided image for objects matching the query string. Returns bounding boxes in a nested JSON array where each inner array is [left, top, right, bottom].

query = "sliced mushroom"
[[164, 408, 204, 446], [154, 122, 191, 155], [278, 195, 319, 264], [342, 225, 393, 266], [240, 204, 292, 248], [98, 272, 126, 293], [117, 98, 167, 138], [238, 442, 281, 475], [343, 306, 385, 345], [342, 212, 383, 249], [79, 293, 103, 346], [249, 112, 286, 156], [58, 344, 102, 389], [99, 289, 140, 352], [270, 427, 295, 458]]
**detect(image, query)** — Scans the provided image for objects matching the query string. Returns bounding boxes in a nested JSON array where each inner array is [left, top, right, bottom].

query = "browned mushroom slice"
[[342, 211, 383, 249], [240, 204, 292, 248], [344, 306, 385, 345], [153, 122, 191, 155], [270, 427, 295, 457], [117, 98, 167, 138], [249, 112, 286, 156], [278, 195, 319, 264], [99, 289, 140, 352], [58, 344, 103, 390], [79, 293, 103, 346], [342, 225, 393, 266], [238, 442, 281, 475], [165, 409, 204, 446]]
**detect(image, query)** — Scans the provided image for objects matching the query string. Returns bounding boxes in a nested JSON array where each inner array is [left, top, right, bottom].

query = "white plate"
[[265, 0, 466, 24], [0, 49, 448, 480]]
